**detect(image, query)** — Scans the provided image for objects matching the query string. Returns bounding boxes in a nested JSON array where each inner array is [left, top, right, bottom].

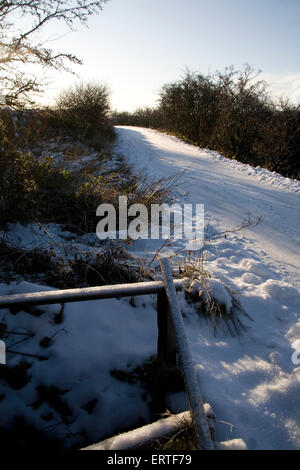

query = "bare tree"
[[56, 81, 111, 138], [0, 0, 109, 106]]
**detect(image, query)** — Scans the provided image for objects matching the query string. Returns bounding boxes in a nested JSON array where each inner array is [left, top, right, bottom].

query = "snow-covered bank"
[[0, 222, 102, 262]]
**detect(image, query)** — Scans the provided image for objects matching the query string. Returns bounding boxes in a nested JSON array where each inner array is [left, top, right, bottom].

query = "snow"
[[218, 438, 248, 450], [0, 222, 103, 263], [207, 278, 232, 313], [0, 281, 157, 448], [83, 411, 193, 450], [113, 126, 300, 450], [0, 125, 299, 450]]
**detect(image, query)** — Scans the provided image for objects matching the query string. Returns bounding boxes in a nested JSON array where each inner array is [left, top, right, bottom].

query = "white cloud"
[[262, 72, 300, 105]]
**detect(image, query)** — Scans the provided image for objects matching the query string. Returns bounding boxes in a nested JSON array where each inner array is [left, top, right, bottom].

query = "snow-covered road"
[[115, 126, 300, 450], [115, 126, 300, 287]]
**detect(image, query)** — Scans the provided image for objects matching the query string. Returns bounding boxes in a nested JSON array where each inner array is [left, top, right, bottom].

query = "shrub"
[[0, 108, 18, 180], [17, 109, 57, 146], [210, 65, 270, 163], [55, 82, 115, 144], [158, 71, 220, 146], [1, 152, 75, 225], [255, 100, 300, 178], [0, 149, 175, 233]]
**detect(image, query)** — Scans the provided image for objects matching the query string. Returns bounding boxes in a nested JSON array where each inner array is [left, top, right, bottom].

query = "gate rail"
[[0, 279, 186, 309]]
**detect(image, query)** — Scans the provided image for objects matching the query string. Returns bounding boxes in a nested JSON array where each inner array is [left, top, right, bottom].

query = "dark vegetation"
[[0, 240, 152, 289], [0, 82, 116, 229], [112, 65, 300, 180]]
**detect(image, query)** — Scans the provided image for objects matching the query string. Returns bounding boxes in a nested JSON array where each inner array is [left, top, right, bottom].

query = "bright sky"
[[30, 0, 300, 110]]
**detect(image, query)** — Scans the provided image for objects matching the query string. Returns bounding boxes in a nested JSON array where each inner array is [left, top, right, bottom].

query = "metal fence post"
[[159, 257, 214, 450], [157, 290, 177, 367]]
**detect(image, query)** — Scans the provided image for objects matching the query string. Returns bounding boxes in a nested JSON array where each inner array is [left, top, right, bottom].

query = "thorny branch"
[[0, 1, 108, 106]]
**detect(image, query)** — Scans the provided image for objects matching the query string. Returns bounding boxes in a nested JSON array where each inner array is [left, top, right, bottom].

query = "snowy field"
[[0, 126, 299, 449]]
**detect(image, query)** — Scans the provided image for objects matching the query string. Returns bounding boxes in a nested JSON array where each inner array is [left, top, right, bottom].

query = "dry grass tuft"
[[179, 252, 250, 336]]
